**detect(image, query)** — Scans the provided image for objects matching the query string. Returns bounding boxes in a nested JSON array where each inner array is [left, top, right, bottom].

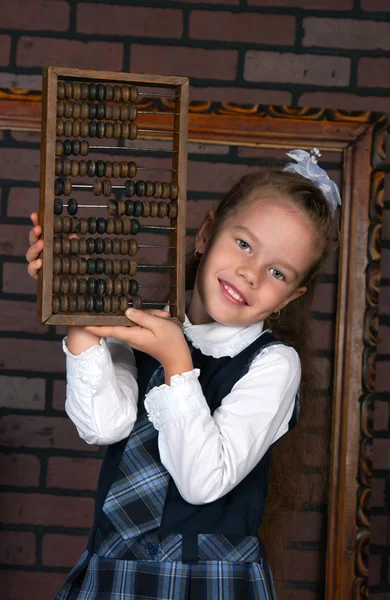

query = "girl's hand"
[[85, 309, 193, 383], [26, 212, 44, 280]]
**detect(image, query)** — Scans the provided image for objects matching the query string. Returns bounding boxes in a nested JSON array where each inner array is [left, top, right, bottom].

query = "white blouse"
[[63, 314, 301, 505]]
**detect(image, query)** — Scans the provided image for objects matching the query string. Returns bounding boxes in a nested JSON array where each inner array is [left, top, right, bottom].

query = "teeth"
[[223, 283, 244, 302]]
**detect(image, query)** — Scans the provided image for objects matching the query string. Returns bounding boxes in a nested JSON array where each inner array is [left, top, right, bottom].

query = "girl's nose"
[[236, 261, 260, 288]]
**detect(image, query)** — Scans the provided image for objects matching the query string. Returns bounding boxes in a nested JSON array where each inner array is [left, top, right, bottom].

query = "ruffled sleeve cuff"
[[62, 337, 114, 393], [144, 368, 205, 430]]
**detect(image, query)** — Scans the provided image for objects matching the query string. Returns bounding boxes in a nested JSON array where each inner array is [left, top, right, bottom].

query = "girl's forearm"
[[66, 326, 101, 355]]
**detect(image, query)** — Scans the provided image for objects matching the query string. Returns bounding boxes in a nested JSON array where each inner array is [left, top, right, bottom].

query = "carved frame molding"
[[0, 89, 386, 599]]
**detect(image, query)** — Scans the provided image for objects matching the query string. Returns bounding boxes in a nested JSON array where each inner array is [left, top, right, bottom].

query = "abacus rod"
[[138, 265, 175, 269], [138, 111, 179, 116], [89, 146, 178, 153], [138, 92, 177, 98], [139, 129, 178, 135], [130, 302, 176, 306]]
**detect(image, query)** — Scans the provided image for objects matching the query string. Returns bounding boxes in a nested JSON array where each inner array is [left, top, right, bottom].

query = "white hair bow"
[[283, 148, 342, 213]]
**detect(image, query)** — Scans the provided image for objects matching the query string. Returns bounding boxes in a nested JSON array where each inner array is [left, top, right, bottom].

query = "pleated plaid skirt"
[[56, 530, 276, 600]]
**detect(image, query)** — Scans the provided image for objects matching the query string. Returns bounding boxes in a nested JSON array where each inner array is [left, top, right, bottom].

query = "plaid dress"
[[55, 333, 293, 600]]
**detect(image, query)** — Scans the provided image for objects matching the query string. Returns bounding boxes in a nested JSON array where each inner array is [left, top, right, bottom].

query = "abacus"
[[38, 67, 188, 326]]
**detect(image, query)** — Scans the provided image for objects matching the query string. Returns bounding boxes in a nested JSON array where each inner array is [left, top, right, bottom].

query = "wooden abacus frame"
[[38, 67, 189, 326]]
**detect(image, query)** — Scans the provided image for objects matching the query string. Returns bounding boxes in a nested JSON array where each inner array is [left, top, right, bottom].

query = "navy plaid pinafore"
[[55, 332, 298, 599]]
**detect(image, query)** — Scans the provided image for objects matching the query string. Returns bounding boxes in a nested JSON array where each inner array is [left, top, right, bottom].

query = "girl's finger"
[[125, 308, 165, 329], [30, 212, 39, 227], [27, 258, 42, 279], [29, 224, 42, 246], [84, 325, 135, 340], [26, 239, 44, 263], [143, 309, 170, 318]]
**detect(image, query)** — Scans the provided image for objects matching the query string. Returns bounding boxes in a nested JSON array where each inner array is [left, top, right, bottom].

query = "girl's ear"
[[195, 210, 215, 253]]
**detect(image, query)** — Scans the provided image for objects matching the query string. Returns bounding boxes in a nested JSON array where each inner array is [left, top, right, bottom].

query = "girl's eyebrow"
[[232, 225, 300, 279]]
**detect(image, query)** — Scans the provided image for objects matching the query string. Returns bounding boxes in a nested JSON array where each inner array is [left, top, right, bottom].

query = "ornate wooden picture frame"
[[0, 90, 386, 600]]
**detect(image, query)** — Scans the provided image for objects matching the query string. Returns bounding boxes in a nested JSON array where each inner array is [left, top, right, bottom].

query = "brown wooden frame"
[[0, 91, 386, 600], [38, 67, 188, 326]]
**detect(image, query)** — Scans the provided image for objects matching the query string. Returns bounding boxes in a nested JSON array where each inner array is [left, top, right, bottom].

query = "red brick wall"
[[0, 1, 389, 598]]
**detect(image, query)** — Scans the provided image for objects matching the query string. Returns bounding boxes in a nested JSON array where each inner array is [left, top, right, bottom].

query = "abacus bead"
[[129, 123, 137, 140], [80, 140, 89, 156], [104, 103, 112, 120], [65, 82, 73, 99], [113, 279, 122, 296], [73, 83, 81, 101], [136, 181, 145, 197], [121, 86, 130, 102], [96, 84, 105, 101], [96, 258, 105, 274], [72, 121, 81, 137], [130, 279, 138, 296], [53, 237, 62, 254], [64, 120, 73, 137], [57, 82, 65, 99], [113, 259, 121, 275], [87, 258, 96, 274], [80, 83, 89, 100], [96, 103, 105, 120], [130, 86, 138, 102], [104, 238, 112, 254], [87, 238, 95, 254], [96, 279, 105, 296], [54, 198, 63, 215], [106, 218, 115, 234], [111, 296, 119, 313], [114, 217, 123, 235], [154, 182, 163, 198], [105, 122, 114, 138], [64, 102, 73, 118], [121, 259, 129, 274], [53, 257, 61, 274], [112, 238, 120, 254], [129, 259, 137, 276], [56, 140, 64, 156], [89, 84, 97, 101], [64, 179, 72, 196], [62, 216, 72, 233], [54, 217, 63, 233], [103, 180, 112, 196], [161, 183, 170, 200], [55, 158, 63, 176], [56, 119, 64, 137], [122, 218, 131, 235], [69, 295, 77, 313], [119, 295, 128, 312], [87, 278, 96, 295], [129, 106, 137, 121], [71, 218, 80, 234], [79, 160, 87, 177], [52, 296, 61, 314], [142, 200, 151, 217], [120, 105, 129, 121], [95, 238, 104, 254], [57, 101, 65, 118], [150, 201, 158, 218], [105, 85, 113, 101], [120, 161, 129, 178], [113, 86, 121, 102], [72, 237, 81, 253], [125, 200, 134, 216], [63, 159, 72, 176], [88, 104, 97, 119], [95, 296, 104, 313], [88, 217, 97, 234], [158, 201, 168, 218], [105, 161, 113, 178], [96, 217, 106, 234], [145, 181, 154, 197], [103, 296, 111, 312], [105, 279, 113, 295], [87, 160, 96, 177], [120, 239, 129, 254], [112, 162, 121, 178], [132, 295, 142, 310], [52, 276, 61, 294], [112, 105, 120, 121], [93, 181, 102, 196], [70, 160, 79, 177], [62, 238, 70, 254], [79, 257, 88, 275], [55, 178, 65, 195], [170, 182, 178, 200], [89, 121, 97, 137], [121, 123, 129, 139], [62, 256, 71, 274], [132, 219, 140, 235], [96, 122, 105, 138], [80, 121, 89, 137], [107, 200, 117, 216], [113, 123, 121, 139], [67, 198, 78, 216], [132, 201, 142, 218], [121, 279, 129, 295], [96, 160, 105, 178], [118, 200, 126, 216], [125, 180, 135, 197], [104, 259, 113, 275], [86, 296, 94, 312], [79, 218, 89, 234], [129, 239, 137, 256], [168, 202, 178, 219], [70, 256, 79, 274], [77, 295, 86, 312], [72, 140, 81, 156], [79, 278, 87, 295], [70, 277, 79, 294]]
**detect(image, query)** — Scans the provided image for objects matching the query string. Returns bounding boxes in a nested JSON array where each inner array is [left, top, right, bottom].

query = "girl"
[[26, 149, 340, 600]]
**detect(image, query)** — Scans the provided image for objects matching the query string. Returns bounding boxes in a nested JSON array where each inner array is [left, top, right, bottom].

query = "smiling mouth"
[[219, 280, 248, 305]]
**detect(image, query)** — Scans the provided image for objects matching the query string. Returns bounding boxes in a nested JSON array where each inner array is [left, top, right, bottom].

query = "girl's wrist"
[[163, 352, 193, 385]]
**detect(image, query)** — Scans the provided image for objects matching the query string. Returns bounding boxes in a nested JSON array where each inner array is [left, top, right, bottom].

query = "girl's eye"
[[269, 268, 285, 281], [237, 239, 250, 252]]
